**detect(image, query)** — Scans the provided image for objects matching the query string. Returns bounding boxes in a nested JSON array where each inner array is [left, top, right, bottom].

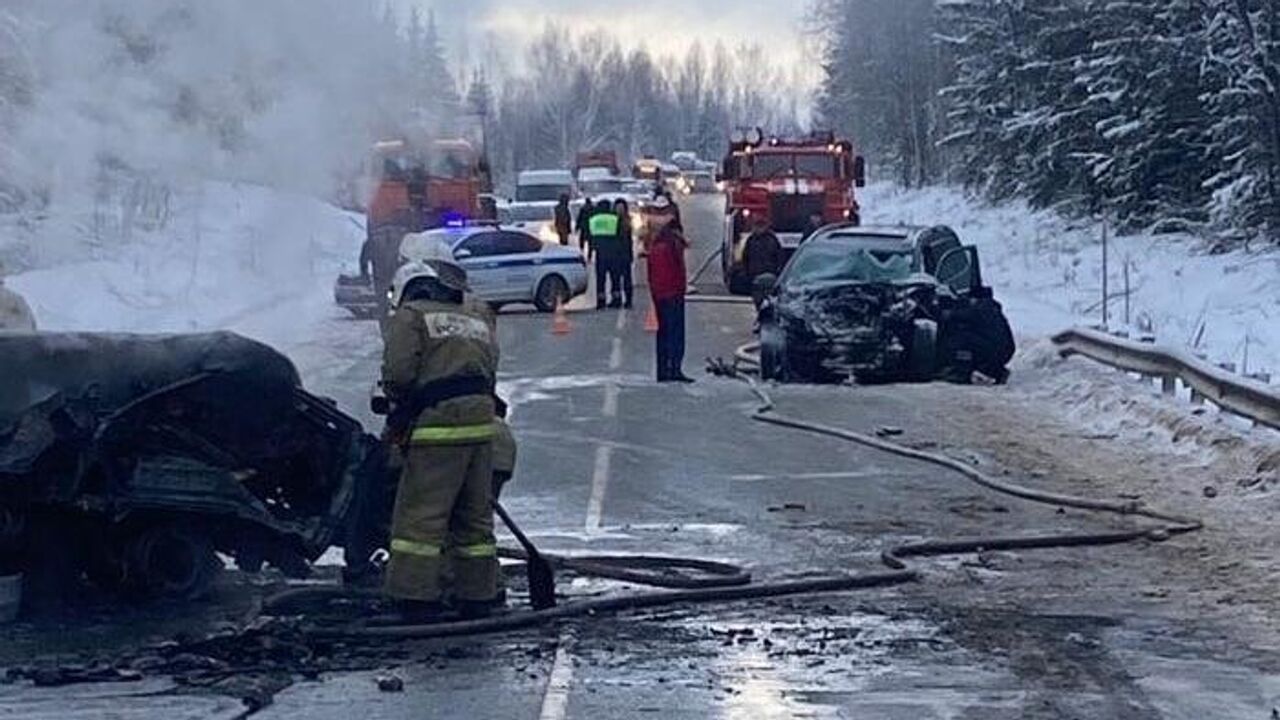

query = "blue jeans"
[[655, 298, 686, 380]]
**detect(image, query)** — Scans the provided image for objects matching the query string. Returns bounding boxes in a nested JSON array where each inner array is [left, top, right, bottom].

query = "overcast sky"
[[394, 0, 817, 85]]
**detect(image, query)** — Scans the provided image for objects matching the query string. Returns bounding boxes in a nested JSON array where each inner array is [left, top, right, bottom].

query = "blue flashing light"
[[442, 212, 468, 229]]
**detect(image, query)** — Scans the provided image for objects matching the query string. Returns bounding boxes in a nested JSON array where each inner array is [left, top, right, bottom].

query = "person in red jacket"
[[647, 201, 694, 383]]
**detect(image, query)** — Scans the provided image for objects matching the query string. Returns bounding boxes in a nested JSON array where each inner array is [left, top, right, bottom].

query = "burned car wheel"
[[124, 522, 220, 600]]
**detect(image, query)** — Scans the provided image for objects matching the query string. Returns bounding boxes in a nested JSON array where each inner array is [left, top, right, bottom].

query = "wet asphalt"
[[3, 195, 1280, 719]]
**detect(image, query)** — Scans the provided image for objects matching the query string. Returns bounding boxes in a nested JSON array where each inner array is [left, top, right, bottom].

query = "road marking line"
[[602, 383, 619, 418], [538, 632, 576, 720], [729, 470, 914, 482], [585, 444, 612, 532], [616, 311, 628, 332], [609, 337, 623, 370]]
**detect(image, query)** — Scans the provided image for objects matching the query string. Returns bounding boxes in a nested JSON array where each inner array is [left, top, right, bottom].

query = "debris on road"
[[376, 673, 405, 692]]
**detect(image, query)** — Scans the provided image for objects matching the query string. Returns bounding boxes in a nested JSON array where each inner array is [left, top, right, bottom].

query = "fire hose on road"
[[255, 347, 1202, 641]]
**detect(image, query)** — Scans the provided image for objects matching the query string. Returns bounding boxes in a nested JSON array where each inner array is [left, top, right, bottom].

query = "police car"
[[400, 225, 588, 312]]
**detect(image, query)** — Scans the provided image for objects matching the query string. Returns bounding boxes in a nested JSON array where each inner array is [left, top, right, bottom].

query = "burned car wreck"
[[0, 332, 388, 607], [758, 225, 1015, 384]]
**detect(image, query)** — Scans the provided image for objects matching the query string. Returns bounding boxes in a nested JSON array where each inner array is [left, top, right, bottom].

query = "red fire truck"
[[720, 129, 866, 294]]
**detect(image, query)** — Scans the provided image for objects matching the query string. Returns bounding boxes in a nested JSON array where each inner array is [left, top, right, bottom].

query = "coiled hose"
[[259, 348, 1201, 639]]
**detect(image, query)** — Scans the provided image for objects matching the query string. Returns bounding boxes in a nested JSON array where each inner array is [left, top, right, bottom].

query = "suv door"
[[935, 246, 984, 295], [918, 227, 963, 275]]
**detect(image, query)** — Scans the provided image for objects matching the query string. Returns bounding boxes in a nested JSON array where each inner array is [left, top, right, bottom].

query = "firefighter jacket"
[[382, 297, 498, 443]]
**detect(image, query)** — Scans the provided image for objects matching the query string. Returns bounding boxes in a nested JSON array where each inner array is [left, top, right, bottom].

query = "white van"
[[516, 170, 575, 203]]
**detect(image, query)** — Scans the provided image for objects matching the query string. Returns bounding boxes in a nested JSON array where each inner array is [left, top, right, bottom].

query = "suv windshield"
[[580, 179, 623, 195], [500, 205, 555, 223], [785, 240, 916, 286], [516, 185, 568, 202]]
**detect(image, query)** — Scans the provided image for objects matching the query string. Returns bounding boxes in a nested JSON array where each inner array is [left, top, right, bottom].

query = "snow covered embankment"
[[6, 182, 364, 358], [861, 183, 1280, 379]]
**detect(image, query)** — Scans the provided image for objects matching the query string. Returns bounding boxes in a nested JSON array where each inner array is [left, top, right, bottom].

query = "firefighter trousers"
[[384, 440, 498, 603]]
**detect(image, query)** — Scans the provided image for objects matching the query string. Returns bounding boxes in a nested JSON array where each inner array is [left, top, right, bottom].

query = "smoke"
[[8, 0, 412, 207]]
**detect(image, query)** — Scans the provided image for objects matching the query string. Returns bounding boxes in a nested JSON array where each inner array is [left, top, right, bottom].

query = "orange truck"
[[720, 129, 867, 294], [365, 138, 486, 236], [337, 139, 489, 319]]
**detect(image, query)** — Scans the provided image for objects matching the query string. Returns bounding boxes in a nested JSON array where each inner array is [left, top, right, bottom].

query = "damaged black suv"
[[757, 225, 1015, 384]]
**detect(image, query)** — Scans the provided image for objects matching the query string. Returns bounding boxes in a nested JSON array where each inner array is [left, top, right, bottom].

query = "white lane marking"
[[615, 310, 628, 332], [729, 470, 916, 482], [538, 632, 576, 720], [608, 337, 623, 370], [585, 444, 613, 533], [602, 382, 619, 418]]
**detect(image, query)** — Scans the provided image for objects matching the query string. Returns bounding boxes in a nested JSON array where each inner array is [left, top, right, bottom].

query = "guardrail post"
[[1161, 376, 1177, 396], [1190, 388, 1206, 406]]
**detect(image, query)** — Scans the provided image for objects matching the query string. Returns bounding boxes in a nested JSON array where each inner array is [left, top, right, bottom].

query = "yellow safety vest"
[[589, 212, 620, 237]]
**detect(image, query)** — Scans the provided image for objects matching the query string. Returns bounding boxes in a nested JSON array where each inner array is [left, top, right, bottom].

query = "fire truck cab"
[[720, 129, 866, 294]]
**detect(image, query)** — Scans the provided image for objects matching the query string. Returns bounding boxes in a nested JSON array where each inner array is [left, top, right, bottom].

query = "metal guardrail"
[[1052, 327, 1280, 431]]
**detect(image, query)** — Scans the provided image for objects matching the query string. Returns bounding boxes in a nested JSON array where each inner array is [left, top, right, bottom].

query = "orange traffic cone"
[[644, 303, 659, 333], [551, 298, 572, 336]]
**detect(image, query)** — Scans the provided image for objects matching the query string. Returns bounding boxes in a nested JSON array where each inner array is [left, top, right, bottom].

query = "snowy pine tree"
[[1202, 0, 1280, 240]]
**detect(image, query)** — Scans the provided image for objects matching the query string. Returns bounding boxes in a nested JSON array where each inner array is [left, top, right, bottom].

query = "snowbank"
[[6, 182, 363, 353], [861, 183, 1280, 378]]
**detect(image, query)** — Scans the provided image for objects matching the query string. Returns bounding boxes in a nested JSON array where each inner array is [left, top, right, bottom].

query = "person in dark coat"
[[554, 194, 573, 246], [613, 199, 635, 309], [742, 218, 784, 310], [576, 198, 595, 258], [647, 208, 692, 383]]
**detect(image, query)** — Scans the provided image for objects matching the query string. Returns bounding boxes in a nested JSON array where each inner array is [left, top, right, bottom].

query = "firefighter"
[[360, 224, 407, 318], [381, 248, 500, 620], [742, 218, 784, 310], [0, 265, 36, 332], [576, 198, 595, 258], [589, 201, 623, 309], [554, 194, 573, 247]]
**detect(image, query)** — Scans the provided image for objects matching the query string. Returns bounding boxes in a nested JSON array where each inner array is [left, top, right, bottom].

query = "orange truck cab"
[[720, 129, 867, 294], [365, 139, 484, 237]]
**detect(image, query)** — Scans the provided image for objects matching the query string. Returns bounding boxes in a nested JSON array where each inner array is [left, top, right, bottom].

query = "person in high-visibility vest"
[[588, 203, 623, 309], [381, 246, 500, 620]]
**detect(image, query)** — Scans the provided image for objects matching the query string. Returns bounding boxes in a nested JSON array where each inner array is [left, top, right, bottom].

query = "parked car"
[[401, 226, 589, 312], [758, 225, 1015, 384]]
